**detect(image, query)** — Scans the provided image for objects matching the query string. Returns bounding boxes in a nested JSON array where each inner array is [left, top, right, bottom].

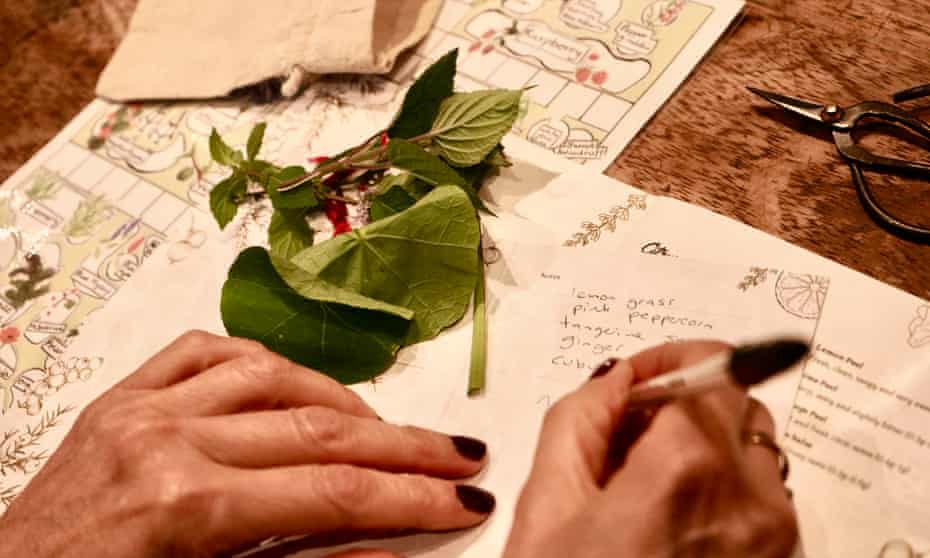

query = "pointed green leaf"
[[221, 247, 409, 383], [388, 49, 457, 139], [209, 173, 247, 229], [387, 140, 491, 213], [369, 183, 418, 222], [430, 90, 522, 166], [209, 129, 244, 168], [268, 209, 314, 260], [288, 185, 480, 344], [247, 122, 267, 160], [268, 166, 319, 210], [387, 139, 466, 187]]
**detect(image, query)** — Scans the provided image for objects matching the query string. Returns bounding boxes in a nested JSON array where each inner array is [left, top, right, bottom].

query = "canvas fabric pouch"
[[96, 0, 440, 101]]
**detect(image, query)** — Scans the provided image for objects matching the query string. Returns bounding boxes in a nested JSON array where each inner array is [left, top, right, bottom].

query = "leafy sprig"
[[209, 49, 521, 393]]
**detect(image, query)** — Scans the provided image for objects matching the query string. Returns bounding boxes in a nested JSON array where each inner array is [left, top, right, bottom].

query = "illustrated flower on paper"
[[0, 326, 20, 344]]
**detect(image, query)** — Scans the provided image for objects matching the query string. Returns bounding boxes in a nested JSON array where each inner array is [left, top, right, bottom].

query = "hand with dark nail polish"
[[0, 331, 494, 558], [503, 342, 799, 558]]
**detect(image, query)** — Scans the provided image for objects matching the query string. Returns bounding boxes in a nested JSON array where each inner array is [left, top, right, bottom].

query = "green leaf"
[[209, 172, 247, 229], [484, 144, 512, 168], [247, 122, 267, 160], [369, 183, 418, 221], [221, 247, 409, 383], [387, 140, 491, 213], [387, 139, 466, 187], [209, 129, 244, 168], [268, 210, 314, 260], [288, 185, 480, 344], [430, 90, 522, 166], [459, 145, 511, 190], [271, 254, 414, 320], [374, 173, 423, 196], [268, 166, 319, 211], [388, 49, 457, 139]]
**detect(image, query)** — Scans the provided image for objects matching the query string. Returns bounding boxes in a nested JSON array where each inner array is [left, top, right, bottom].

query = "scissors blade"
[[747, 87, 828, 123]]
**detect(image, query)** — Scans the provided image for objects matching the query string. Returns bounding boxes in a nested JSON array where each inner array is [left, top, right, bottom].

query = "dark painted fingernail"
[[376, 415, 384, 421], [589, 358, 618, 380], [456, 485, 496, 514], [451, 435, 487, 461]]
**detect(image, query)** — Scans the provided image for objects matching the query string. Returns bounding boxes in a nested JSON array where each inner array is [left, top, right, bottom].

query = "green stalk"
[[468, 251, 488, 396]]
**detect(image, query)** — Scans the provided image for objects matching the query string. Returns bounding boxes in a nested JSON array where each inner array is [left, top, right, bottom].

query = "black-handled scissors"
[[748, 86, 930, 244]]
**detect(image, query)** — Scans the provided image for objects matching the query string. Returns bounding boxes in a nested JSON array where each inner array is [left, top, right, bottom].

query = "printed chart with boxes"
[[392, 0, 728, 167], [0, 97, 313, 417]]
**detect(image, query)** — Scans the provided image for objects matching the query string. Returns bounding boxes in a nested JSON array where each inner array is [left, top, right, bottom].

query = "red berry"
[[592, 71, 608, 86], [469, 41, 481, 52], [589, 53, 600, 61], [482, 29, 495, 39], [575, 68, 591, 82], [481, 44, 494, 55], [380, 132, 389, 146]]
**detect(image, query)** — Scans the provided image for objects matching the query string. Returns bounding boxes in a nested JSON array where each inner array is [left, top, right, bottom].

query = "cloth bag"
[[96, 0, 440, 101]]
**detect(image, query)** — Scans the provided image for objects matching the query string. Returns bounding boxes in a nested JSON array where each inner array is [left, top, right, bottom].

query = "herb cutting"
[[206, 50, 521, 394]]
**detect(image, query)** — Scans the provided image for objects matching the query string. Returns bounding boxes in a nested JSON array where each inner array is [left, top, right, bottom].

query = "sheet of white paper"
[[532, 188, 930, 556]]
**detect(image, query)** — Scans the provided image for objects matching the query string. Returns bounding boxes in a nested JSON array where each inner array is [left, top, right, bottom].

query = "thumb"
[[523, 358, 634, 500]]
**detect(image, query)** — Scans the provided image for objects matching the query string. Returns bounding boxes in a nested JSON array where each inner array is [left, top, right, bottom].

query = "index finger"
[[115, 330, 265, 389]]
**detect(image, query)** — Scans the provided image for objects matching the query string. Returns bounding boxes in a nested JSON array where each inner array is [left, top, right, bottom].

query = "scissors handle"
[[834, 101, 930, 174], [847, 161, 930, 243]]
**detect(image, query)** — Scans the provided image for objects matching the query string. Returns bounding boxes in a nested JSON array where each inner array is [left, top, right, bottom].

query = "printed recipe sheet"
[[393, 0, 744, 168]]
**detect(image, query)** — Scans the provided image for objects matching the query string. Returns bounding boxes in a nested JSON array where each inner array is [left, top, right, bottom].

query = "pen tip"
[[729, 339, 810, 386]]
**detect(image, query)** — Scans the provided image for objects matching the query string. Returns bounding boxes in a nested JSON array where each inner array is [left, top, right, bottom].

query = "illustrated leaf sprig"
[[209, 49, 521, 393]]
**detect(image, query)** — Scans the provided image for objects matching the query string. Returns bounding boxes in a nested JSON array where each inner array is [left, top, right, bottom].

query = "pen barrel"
[[627, 352, 730, 409]]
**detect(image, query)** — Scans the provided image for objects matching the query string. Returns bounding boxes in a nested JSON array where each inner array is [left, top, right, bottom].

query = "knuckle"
[[319, 465, 376, 518], [176, 329, 221, 351], [77, 398, 181, 459], [234, 352, 286, 386], [290, 407, 354, 454], [664, 444, 730, 494], [542, 397, 578, 429], [725, 505, 798, 556], [147, 473, 227, 546]]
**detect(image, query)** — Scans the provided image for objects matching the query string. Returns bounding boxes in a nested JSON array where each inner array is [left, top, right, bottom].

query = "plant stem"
[[468, 252, 488, 396]]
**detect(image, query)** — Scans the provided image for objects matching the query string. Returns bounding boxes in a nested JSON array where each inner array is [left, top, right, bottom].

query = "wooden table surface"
[[2, 0, 930, 298]]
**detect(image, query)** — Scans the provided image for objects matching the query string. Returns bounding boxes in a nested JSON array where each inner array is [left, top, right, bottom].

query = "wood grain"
[[607, 0, 930, 298], [1, 0, 929, 298]]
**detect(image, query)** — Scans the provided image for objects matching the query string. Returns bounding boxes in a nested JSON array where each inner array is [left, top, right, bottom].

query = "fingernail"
[[451, 435, 487, 461], [376, 414, 384, 421], [589, 358, 618, 380], [456, 485, 496, 514]]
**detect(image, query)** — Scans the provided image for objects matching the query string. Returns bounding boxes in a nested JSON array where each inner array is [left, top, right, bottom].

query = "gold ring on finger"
[[742, 430, 789, 481]]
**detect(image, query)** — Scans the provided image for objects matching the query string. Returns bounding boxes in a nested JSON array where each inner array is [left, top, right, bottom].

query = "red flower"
[[324, 198, 351, 237], [0, 326, 20, 344]]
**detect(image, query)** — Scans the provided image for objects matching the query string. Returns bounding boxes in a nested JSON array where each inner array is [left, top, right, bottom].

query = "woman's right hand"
[[503, 340, 798, 558]]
